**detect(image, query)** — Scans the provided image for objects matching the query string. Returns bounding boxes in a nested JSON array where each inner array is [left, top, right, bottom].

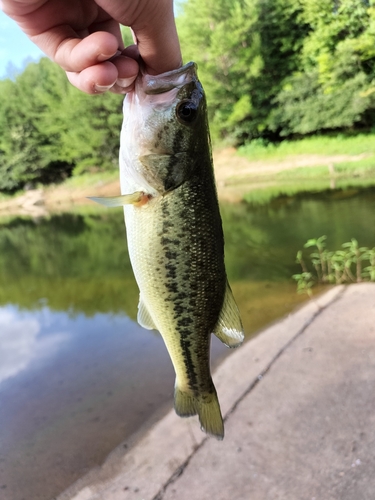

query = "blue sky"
[[0, 11, 44, 79]]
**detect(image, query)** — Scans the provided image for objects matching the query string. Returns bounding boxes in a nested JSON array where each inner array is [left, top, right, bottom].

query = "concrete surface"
[[57, 283, 375, 500]]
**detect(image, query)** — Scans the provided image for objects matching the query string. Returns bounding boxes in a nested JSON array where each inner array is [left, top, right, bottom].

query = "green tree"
[[0, 57, 123, 192], [177, 0, 307, 141], [178, 0, 375, 141], [269, 0, 375, 135], [0, 58, 71, 190], [58, 86, 123, 175]]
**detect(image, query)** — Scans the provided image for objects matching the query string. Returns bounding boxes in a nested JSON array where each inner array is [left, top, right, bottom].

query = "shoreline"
[[0, 148, 374, 215]]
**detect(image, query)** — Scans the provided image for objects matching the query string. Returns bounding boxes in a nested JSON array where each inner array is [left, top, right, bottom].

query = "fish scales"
[[127, 159, 226, 399], [91, 62, 244, 439]]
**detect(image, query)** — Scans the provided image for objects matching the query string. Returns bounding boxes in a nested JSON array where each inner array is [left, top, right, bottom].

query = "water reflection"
[[221, 187, 375, 286], [0, 305, 177, 500], [0, 306, 67, 383], [0, 307, 40, 382], [0, 211, 138, 317], [1, 187, 375, 500]]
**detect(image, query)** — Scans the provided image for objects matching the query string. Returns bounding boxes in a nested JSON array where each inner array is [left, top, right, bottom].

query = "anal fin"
[[137, 298, 157, 330], [213, 282, 244, 348]]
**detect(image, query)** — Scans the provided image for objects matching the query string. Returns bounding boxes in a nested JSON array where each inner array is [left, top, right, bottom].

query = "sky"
[[0, 11, 44, 79]]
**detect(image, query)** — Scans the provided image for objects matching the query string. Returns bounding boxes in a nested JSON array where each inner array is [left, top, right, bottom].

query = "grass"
[[275, 165, 334, 179], [275, 157, 375, 180], [236, 133, 375, 205], [335, 156, 375, 173], [243, 176, 375, 205], [57, 169, 118, 189], [0, 190, 23, 202], [12, 170, 120, 194], [238, 133, 375, 161]]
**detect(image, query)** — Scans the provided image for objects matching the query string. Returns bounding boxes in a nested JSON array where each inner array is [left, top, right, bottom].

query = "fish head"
[[120, 62, 210, 196]]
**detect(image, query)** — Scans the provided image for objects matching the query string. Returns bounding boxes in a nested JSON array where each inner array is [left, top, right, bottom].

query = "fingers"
[[88, 18, 125, 51], [30, 30, 119, 72], [66, 61, 117, 94], [66, 56, 139, 94], [109, 54, 139, 93], [131, 0, 182, 75], [135, 26, 182, 76], [2, 0, 182, 94], [0, 0, 43, 17], [30, 29, 138, 94]]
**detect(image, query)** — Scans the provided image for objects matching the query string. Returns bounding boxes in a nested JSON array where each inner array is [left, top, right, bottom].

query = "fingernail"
[[97, 51, 121, 62], [117, 77, 136, 88], [105, 50, 124, 62], [94, 83, 114, 93]]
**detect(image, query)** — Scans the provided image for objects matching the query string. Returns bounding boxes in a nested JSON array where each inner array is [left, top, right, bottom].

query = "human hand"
[[1, 0, 182, 94]]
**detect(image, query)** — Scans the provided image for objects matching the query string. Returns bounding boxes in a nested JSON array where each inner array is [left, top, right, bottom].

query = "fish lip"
[[142, 61, 197, 95]]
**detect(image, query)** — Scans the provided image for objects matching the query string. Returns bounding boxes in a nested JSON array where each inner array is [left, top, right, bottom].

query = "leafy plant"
[[293, 235, 375, 295]]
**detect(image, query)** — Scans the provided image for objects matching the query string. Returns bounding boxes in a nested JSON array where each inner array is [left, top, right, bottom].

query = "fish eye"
[[176, 100, 198, 124]]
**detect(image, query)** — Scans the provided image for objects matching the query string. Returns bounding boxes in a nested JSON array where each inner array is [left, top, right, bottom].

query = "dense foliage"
[[178, 0, 375, 140], [0, 1, 375, 191], [177, 0, 308, 140], [0, 58, 123, 191]]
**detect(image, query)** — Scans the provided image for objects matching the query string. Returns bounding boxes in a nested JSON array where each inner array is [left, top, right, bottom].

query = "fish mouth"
[[142, 62, 197, 95]]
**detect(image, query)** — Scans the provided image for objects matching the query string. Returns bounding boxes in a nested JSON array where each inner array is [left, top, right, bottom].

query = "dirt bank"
[[0, 148, 369, 214]]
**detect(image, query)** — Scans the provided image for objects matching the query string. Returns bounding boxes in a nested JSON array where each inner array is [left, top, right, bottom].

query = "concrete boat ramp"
[[57, 283, 375, 500]]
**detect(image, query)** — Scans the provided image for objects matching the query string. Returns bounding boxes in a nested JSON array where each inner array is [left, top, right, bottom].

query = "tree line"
[[1, 0, 374, 192], [0, 58, 123, 191]]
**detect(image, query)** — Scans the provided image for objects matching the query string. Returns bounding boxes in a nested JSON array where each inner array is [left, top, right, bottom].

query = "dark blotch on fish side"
[[162, 220, 174, 231], [180, 338, 199, 392], [177, 317, 194, 327], [165, 250, 178, 260], [166, 281, 179, 294], [165, 263, 177, 280], [172, 304, 185, 316]]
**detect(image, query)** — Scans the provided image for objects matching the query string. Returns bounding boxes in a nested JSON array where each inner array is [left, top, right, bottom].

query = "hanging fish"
[[90, 62, 243, 439]]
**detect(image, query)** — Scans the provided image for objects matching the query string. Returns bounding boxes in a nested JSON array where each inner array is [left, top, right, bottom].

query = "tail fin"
[[174, 386, 224, 440]]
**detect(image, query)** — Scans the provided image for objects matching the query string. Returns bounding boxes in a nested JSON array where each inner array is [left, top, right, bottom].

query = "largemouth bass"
[[91, 62, 243, 439]]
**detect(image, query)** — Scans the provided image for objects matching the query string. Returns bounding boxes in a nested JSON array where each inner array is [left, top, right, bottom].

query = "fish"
[[90, 61, 244, 439]]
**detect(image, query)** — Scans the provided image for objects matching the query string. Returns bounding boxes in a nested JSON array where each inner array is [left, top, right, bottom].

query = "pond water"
[[1, 187, 375, 500]]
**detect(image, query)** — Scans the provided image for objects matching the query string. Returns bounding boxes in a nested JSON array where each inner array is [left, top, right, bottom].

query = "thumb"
[[131, 8, 182, 75]]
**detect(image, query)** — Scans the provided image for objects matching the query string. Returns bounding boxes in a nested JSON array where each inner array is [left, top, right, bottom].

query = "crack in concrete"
[[152, 286, 346, 500], [224, 286, 346, 422]]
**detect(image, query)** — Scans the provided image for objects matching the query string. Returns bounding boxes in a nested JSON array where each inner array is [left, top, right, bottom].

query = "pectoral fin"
[[139, 153, 192, 193], [137, 298, 157, 330], [88, 192, 143, 207], [213, 282, 244, 348], [139, 153, 188, 170]]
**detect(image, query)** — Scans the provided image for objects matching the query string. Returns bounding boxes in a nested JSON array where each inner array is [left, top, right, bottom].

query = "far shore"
[[0, 147, 374, 217]]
